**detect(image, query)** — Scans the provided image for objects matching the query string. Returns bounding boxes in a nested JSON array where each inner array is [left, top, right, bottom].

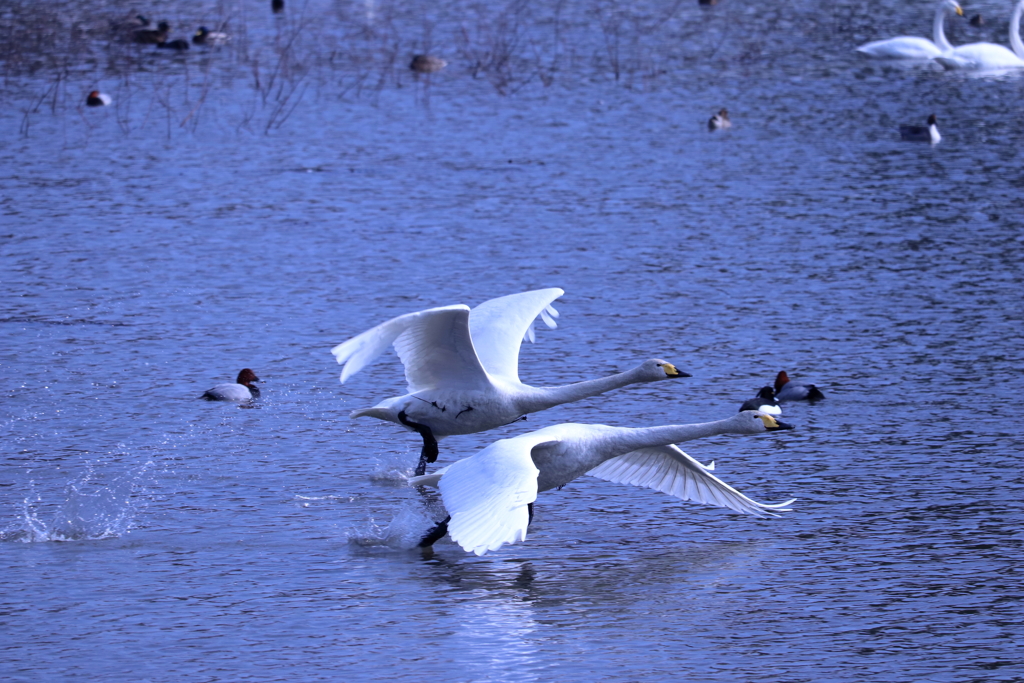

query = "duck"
[[899, 114, 941, 144], [774, 370, 825, 401], [133, 21, 170, 44], [201, 369, 260, 401], [934, 0, 1024, 70], [855, 0, 963, 59], [739, 386, 781, 414], [410, 55, 448, 74], [708, 108, 731, 131], [331, 288, 691, 476], [157, 38, 191, 51], [86, 91, 111, 107], [272, 0, 285, 13], [409, 411, 796, 555], [193, 26, 229, 46]]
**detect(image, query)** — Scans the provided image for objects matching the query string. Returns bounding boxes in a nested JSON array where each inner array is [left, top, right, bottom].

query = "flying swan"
[[409, 411, 796, 555], [935, 0, 1024, 69], [856, 0, 963, 59], [331, 288, 690, 475]]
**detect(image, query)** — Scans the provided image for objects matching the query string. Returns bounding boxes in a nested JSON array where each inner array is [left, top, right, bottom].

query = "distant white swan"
[[856, 0, 963, 59], [332, 288, 690, 475], [409, 411, 796, 555], [935, 0, 1024, 69]]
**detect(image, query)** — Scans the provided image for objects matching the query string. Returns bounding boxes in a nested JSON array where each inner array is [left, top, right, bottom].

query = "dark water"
[[3, 0, 1024, 680]]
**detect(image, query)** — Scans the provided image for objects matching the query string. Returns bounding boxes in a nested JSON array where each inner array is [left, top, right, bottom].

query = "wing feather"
[[331, 305, 490, 392], [587, 445, 795, 518], [469, 288, 564, 382], [438, 435, 556, 555]]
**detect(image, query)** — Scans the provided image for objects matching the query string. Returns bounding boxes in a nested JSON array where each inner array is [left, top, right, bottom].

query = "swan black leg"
[[528, 502, 534, 526], [398, 411, 439, 476], [418, 515, 451, 548]]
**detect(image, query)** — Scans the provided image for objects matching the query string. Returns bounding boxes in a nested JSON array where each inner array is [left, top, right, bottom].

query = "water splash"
[[346, 504, 442, 550], [1, 462, 153, 543]]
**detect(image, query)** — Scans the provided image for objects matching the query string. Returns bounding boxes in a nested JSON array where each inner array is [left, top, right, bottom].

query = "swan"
[[899, 114, 941, 143], [201, 369, 261, 401], [86, 91, 111, 107], [935, 0, 1024, 69], [409, 411, 796, 556], [856, 0, 963, 59], [774, 370, 825, 401], [331, 288, 691, 476], [739, 386, 781, 414], [708, 108, 731, 131]]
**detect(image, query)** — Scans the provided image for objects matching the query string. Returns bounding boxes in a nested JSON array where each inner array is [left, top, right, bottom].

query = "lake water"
[[2, 0, 1023, 680]]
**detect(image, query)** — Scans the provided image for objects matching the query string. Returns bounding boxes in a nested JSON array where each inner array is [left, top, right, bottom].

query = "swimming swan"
[[409, 411, 796, 556], [331, 288, 690, 476], [856, 0, 963, 59], [934, 0, 1024, 69], [201, 368, 260, 401]]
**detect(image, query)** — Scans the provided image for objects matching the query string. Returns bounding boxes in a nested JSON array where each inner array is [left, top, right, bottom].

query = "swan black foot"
[[418, 515, 451, 548], [398, 411, 439, 476], [528, 502, 534, 526]]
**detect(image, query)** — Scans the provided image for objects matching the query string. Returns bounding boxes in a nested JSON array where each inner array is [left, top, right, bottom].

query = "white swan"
[[409, 411, 796, 555], [331, 288, 690, 476], [935, 0, 1024, 69], [856, 0, 963, 59]]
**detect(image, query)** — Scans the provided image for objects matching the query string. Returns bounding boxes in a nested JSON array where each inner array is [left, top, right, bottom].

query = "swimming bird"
[[899, 114, 941, 144], [410, 55, 448, 74], [133, 21, 170, 44], [708, 108, 731, 131], [86, 91, 111, 107], [331, 288, 691, 476], [193, 26, 229, 46], [410, 411, 796, 555], [157, 38, 190, 51], [739, 386, 781, 414], [201, 369, 261, 401], [272, 0, 285, 13], [855, 0, 963, 59], [774, 370, 825, 401], [935, 0, 1024, 69]]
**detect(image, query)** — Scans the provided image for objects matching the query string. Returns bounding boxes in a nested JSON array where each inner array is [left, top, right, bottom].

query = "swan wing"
[[587, 445, 795, 518], [439, 435, 555, 555], [331, 305, 490, 392], [469, 288, 564, 382]]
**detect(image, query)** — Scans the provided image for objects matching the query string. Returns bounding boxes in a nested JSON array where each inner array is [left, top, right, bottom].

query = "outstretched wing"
[[330, 304, 490, 393], [587, 445, 795, 518], [438, 434, 557, 555], [469, 288, 564, 383]]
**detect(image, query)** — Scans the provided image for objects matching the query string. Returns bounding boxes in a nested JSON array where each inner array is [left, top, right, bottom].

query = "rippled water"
[[3, 0, 1023, 680]]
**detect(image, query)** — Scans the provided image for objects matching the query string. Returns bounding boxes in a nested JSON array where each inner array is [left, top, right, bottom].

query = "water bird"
[[193, 27, 229, 45], [970, 13, 984, 26], [774, 370, 825, 401], [410, 55, 448, 73], [133, 21, 170, 44], [410, 411, 796, 556], [273, 0, 285, 13], [331, 288, 691, 476], [201, 369, 261, 401], [934, 0, 1024, 69], [899, 114, 941, 144], [158, 38, 191, 51], [86, 91, 111, 107], [740, 386, 781, 414], [855, 0, 963, 58], [708, 108, 731, 131]]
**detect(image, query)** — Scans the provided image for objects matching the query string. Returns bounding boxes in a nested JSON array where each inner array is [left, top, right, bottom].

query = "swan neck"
[[607, 420, 732, 454], [520, 366, 647, 413], [1011, 0, 1024, 58], [934, 2, 953, 52]]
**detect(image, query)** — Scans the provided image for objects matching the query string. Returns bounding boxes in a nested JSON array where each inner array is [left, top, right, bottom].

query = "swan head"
[[739, 410, 793, 432], [943, 0, 964, 16], [236, 368, 260, 386], [640, 359, 692, 380]]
